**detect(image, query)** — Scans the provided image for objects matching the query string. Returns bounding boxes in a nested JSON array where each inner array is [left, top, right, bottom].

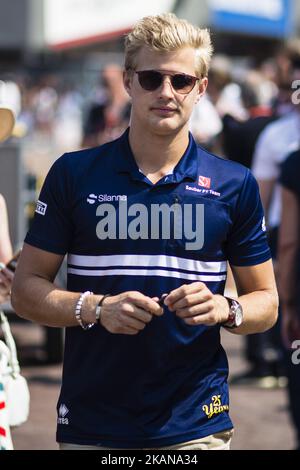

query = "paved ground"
[[8, 320, 296, 450]]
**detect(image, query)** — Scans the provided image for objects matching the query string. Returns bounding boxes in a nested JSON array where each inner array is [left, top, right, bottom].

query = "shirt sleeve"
[[280, 151, 300, 195], [25, 155, 73, 255], [226, 169, 272, 266], [251, 126, 279, 180]]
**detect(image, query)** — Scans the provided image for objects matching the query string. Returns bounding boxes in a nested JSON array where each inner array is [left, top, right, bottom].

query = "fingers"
[[162, 283, 219, 326], [126, 292, 163, 316], [182, 312, 219, 326], [121, 302, 153, 324], [165, 282, 209, 311], [0, 268, 11, 303], [102, 286, 220, 335], [169, 291, 213, 312], [175, 300, 215, 319], [0, 292, 10, 304], [0, 267, 14, 281], [121, 313, 147, 331], [101, 292, 163, 336], [5, 268, 14, 281], [0, 269, 13, 290]]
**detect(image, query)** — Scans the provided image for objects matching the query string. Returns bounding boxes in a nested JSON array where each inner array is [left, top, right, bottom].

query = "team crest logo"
[[198, 176, 211, 188]]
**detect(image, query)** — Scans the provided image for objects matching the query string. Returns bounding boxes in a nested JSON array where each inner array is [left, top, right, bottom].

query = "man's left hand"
[[164, 282, 229, 326]]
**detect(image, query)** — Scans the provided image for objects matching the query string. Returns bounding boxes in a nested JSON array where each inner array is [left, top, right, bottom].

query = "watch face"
[[234, 304, 243, 327], [223, 297, 243, 328]]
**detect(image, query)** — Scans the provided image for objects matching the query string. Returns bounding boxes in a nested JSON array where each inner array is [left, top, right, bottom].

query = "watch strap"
[[222, 296, 240, 329]]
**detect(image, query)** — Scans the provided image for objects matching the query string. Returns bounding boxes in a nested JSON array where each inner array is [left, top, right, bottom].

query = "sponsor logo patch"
[[202, 395, 229, 419], [87, 194, 127, 204], [35, 200, 47, 216], [198, 175, 211, 188], [57, 404, 69, 425]]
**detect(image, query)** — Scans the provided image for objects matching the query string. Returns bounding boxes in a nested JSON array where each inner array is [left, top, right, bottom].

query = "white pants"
[[59, 428, 234, 450]]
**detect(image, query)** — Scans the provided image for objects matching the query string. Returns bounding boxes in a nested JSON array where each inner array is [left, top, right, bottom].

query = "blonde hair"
[[124, 13, 213, 78]]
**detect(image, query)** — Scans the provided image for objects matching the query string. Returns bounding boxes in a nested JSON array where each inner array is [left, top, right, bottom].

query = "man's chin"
[[149, 118, 181, 135]]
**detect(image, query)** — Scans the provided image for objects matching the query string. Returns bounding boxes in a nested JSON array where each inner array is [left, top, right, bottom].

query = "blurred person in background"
[[0, 194, 13, 305], [278, 149, 300, 451], [221, 77, 278, 380], [272, 40, 300, 116], [0, 100, 16, 451], [82, 63, 131, 147], [53, 81, 83, 154], [12, 13, 277, 450], [32, 75, 59, 136], [189, 93, 222, 152], [246, 42, 300, 387], [207, 55, 246, 122], [222, 79, 277, 169], [0, 102, 15, 304]]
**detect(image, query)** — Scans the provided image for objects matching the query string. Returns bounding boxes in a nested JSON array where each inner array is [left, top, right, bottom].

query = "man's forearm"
[[216, 289, 278, 335], [278, 247, 297, 305], [11, 276, 102, 327]]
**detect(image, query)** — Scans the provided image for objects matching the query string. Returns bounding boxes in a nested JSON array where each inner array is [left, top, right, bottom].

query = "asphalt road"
[[8, 320, 296, 450]]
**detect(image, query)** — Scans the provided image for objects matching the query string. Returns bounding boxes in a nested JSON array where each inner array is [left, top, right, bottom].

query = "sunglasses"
[[134, 70, 200, 94]]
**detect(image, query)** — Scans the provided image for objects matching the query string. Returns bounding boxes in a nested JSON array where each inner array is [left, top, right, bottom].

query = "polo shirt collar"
[[115, 127, 198, 184]]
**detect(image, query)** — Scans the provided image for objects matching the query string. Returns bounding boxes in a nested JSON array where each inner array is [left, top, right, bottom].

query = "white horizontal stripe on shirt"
[[67, 267, 226, 282], [68, 254, 227, 274]]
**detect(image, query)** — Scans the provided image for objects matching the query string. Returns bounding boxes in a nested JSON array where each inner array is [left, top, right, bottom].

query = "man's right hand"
[[99, 291, 163, 335]]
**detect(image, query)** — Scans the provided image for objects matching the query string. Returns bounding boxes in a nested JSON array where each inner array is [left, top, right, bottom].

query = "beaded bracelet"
[[75, 291, 94, 330]]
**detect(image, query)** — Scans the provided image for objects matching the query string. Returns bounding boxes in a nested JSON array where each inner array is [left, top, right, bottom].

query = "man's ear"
[[196, 77, 208, 103], [123, 70, 132, 97]]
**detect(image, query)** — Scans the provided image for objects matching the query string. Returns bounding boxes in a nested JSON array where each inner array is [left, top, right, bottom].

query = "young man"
[[12, 14, 278, 450]]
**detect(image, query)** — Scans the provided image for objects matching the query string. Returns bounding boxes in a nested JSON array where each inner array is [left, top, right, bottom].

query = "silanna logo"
[[87, 194, 127, 204]]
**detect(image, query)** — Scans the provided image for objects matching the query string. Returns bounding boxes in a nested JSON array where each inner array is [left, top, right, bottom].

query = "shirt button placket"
[[168, 194, 181, 250]]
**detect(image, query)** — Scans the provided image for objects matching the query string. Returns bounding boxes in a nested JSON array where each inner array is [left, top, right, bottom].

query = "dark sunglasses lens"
[[172, 74, 196, 93], [138, 71, 162, 91]]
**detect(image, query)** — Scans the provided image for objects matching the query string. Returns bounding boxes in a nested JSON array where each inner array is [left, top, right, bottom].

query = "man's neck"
[[128, 124, 189, 182]]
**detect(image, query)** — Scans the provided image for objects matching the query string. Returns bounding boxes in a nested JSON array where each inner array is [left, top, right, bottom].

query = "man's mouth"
[[151, 106, 178, 112]]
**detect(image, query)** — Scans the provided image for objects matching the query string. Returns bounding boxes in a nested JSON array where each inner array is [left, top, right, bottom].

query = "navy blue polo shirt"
[[25, 128, 271, 448]]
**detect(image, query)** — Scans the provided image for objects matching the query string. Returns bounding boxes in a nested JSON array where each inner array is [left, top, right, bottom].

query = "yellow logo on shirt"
[[202, 395, 229, 419]]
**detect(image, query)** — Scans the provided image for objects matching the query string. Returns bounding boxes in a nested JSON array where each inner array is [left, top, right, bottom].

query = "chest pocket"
[[168, 195, 231, 257]]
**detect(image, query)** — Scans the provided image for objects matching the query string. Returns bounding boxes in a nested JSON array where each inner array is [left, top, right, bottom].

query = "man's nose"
[[158, 76, 174, 98]]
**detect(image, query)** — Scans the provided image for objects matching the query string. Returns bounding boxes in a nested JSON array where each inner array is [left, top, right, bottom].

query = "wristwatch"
[[222, 297, 243, 329]]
